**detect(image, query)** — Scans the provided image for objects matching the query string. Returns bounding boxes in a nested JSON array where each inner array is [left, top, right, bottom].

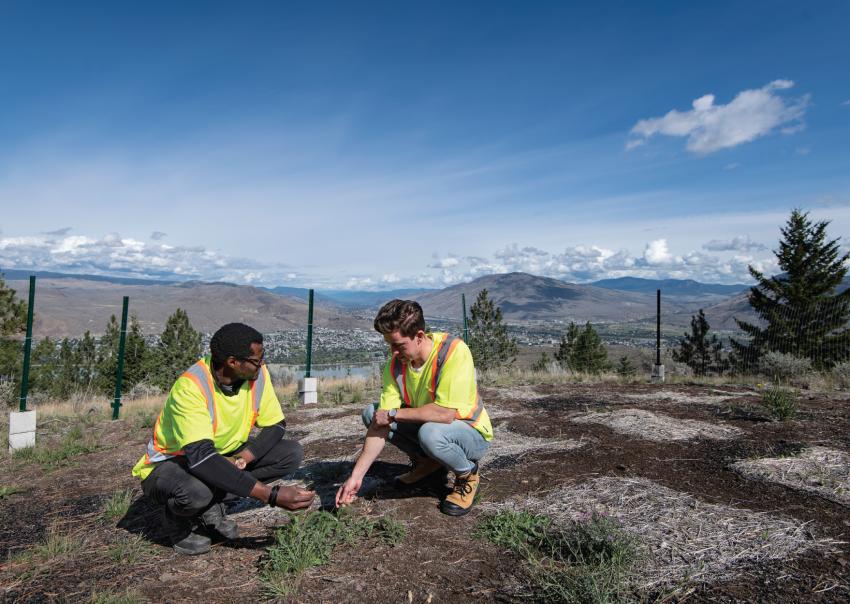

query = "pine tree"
[[732, 209, 850, 369], [151, 308, 203, 390], [616, 355, 636, 378], [532, 351, 551, 372], [467, 289, 517, 371], [123, 316, 150, 389], [673, 309, 725, 376], [95, 315, 121, 395], [54, 338, 78, 400], [76, 331, 98, 395], [0, 272, 26, 380], [569, 322, 609, 373], [29, 337, 58, 396], [554, 322, 580, 369]]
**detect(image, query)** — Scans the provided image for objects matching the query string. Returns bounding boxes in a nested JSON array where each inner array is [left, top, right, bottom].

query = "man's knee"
[[170, 480, 214, 517], [417, 422, 450, 457], [361, 402, 379, 428]]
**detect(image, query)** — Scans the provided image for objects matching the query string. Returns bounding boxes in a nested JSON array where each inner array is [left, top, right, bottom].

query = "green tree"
[[467, 289, 517, 371], [0, 272, 26, 380], [569, 322, 609, 373], [616, 355, 636, 378], [732, 210, 850, 369], [95, 315, 121, 395], [531, 351, 551, 372], [151, 308, 203, 391], [54, 338, 78, 400], [76, 331, 98, 395], [29, 337, 59, 396], [554, 322, 580, 369], [673, 309, 725, 376], [123, 316, 150, 389]]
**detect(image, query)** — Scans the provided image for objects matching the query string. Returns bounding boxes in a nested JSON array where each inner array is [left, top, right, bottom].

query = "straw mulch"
[[571, 408, 744, 442], [732, 446, 850, 507], [484, 476, 832, 588]]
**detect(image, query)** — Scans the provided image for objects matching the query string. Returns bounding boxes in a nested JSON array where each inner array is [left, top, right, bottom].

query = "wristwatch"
[[388, 408, 398, 421]]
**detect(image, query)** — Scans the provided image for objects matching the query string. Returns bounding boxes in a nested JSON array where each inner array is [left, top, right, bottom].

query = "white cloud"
[[0, 232, 280, 283], [150, 231, 167, 240], [703, 236, 767, 252], [643, 239, 674, 265], [427, 254, 460, 269], [628, 80, 809, 154], [723, 162, 741, 171], [796, 146, 811, 155]]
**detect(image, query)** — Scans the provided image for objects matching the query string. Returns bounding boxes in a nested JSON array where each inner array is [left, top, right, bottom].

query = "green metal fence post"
[[305, 289, 314, 378], [18, 276, 36, 412], [462, 293, 469, 341], [111, 296, 129, 420]]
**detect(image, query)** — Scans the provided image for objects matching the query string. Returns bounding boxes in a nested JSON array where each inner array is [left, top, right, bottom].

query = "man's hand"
[[227, 456, 247, 470], [335, 475, 362, 508], [275, 485, 315, 510], [373, 409, 392, 427]]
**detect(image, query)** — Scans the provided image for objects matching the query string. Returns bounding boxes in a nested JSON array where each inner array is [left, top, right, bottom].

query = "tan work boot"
[[394, 455, 444, 487], [441, 463, 480, 516]]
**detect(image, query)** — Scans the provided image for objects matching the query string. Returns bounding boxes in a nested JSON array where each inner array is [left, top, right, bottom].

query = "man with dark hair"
[[132, 322, 314, 555], [336, 300, 493, 516]]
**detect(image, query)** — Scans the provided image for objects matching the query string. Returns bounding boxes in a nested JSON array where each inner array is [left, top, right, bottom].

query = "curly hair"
[[210, 323, 263, 366], [373, 300, 426, 338]]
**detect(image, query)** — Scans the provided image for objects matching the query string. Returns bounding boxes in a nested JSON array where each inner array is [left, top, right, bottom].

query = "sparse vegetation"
[[89, 589, 145, 604], [106, 533, 152, 564], [13, 423, 102, 469], [0, 485, 22, 499], [103, 488, 135, 522], [475, 510, 638, 604], [260, 509, 406, 597], [761, 387, 797, 421], [673, 309, 726, 376]]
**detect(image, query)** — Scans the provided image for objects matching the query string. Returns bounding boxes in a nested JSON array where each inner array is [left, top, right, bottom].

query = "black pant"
[[141, 438, 303, 519]]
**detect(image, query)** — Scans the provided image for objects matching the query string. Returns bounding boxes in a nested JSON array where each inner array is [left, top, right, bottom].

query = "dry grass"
[[571, 408, 744, 442], [732, 446, 850, 507], [483, 476, 832, 589]]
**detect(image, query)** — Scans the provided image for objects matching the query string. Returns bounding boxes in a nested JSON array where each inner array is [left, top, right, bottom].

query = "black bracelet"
[[268, 485, 280, 507]]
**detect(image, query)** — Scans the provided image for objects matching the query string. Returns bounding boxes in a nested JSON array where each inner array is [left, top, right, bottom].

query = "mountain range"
[[2, 268, 765, 337]]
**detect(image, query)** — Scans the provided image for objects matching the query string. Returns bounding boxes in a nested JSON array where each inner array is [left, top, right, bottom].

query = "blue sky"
[[1, 1, 848, 289]]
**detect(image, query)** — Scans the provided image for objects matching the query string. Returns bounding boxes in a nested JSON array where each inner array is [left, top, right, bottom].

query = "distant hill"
[[264, 286, 435, 309], [412, 272, 698, 322], [3, 276, 368, 337], [592, 277, 749, 297], [1, 268, 177, 287]]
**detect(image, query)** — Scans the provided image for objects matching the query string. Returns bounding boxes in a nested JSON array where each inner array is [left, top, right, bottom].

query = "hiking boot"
[[200, 502, 239, 540], [441, 463, 480, 516], [394, 455, 444, 487], [162, 508, 211, 555]]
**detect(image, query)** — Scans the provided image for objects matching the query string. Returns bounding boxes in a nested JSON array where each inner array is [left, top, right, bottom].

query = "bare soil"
[[1, 382, 849, 603]]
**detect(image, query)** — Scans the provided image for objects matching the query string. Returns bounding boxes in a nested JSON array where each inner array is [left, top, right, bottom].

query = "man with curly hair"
[[132, 322, 314, 555], [336, 300, 492, 516]]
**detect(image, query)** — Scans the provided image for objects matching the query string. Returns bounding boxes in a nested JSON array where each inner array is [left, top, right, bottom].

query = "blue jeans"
[[361, 403, 490, 474]]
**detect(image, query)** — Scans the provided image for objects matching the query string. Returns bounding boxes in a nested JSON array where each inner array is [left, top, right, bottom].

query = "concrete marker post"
[[10, 275, 37, 452]]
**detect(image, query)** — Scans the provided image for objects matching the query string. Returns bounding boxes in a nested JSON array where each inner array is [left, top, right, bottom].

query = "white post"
[[9, 409, 37, 453], [651, 364, 665, 384], [299, 377, 318, 405]]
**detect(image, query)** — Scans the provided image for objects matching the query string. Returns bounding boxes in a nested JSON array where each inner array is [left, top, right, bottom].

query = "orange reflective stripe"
[[429, 338, 445, 401], [401, 364, 411, 406]]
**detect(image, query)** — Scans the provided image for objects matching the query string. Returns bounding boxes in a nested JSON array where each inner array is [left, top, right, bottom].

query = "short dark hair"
[[373, 300, 426, 338], [210, 323, 263, 366]]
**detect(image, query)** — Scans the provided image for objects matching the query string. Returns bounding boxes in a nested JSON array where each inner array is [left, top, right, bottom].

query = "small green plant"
[[0, 485, 22, 500], [13, 424, 101, 470], [131, 408, 157, 431], [106, 534, 152, 564], [261, 509, 405, 597], [761, 387, 797, 421], [103, 488, 134, 522], [89, 589, 145, 604], [475, 510, 638, 604]]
